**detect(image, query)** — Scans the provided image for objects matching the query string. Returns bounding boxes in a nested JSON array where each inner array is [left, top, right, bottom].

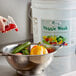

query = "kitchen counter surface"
[[0, 55, 76, 76]]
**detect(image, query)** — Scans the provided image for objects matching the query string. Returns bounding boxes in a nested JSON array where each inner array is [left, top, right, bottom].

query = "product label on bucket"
[[41, 20, 70, 46]]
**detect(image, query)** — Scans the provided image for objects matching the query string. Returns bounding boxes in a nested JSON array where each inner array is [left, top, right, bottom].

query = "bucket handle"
[[28, 7, 33, 34], [28, 7, 32, 20]]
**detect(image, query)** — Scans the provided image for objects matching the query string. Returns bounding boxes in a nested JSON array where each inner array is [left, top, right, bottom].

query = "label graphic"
[[41, 20, 70, 46]]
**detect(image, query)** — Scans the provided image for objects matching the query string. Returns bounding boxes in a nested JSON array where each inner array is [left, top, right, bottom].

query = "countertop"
[[0, 55, 76, 76]]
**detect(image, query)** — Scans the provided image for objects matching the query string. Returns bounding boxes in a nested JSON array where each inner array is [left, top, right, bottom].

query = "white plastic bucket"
[[54, 44, 75, 56], [31, 0, 76, 56]]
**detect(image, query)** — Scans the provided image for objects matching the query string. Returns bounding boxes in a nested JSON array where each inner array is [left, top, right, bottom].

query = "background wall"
[[0, 0, 32, 45]]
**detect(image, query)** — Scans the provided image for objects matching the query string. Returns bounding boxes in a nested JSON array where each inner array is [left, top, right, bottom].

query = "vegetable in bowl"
[[12, 41, 56, 55], [12, 42, 31, 55]]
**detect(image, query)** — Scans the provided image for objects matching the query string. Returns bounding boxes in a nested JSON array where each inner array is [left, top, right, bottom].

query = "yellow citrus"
[[42, 46, 48, 54], [30, 45, 48, 55]]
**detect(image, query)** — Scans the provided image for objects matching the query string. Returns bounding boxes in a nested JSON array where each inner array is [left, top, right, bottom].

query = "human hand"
[[0, 16, 7, 32]]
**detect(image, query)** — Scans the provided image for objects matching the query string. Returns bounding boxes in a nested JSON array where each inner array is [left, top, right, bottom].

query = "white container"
[[62, 71, 76, 76], [31, 0, 76, 56], [54, 44, 75, 56]]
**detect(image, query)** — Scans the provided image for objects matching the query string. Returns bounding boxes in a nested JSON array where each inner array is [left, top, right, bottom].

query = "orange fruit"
[[30, 45, 48, 55]]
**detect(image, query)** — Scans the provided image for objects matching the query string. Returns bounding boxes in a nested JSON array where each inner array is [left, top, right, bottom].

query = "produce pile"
[[12, 42, 55, 55]]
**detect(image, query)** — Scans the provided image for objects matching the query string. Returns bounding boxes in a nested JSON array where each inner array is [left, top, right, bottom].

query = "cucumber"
[[12, 42, 31, 54]]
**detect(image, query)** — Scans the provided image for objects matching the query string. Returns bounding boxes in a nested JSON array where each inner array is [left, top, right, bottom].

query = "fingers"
[[0, 21, 3, 31], [3, 18, 7, 22], [0, 16, 7, 22], [0, 19, 5, 31], [0, 16, 7, 32]]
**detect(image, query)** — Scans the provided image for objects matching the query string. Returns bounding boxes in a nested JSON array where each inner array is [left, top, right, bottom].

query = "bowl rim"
[[2, 43, 57, 57]]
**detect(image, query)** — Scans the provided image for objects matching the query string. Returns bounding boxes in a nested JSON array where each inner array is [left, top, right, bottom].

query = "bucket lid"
[[32, 0, 76, 2], [32, 0, 76, 9]]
